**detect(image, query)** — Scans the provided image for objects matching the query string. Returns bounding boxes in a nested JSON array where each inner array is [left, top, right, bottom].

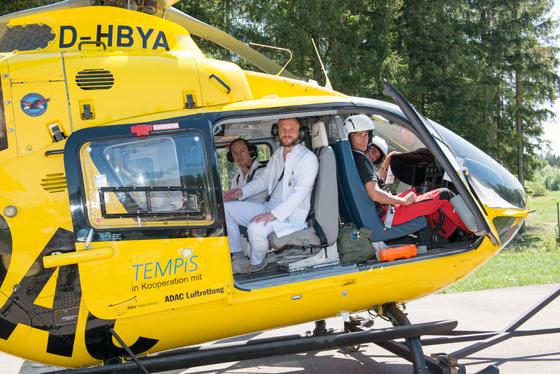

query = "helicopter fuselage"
[[0, 6, 527, 368]]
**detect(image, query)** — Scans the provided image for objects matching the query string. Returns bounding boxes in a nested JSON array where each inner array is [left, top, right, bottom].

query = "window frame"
[[64, 119, 223, 243], [79, 131, 216, 229]]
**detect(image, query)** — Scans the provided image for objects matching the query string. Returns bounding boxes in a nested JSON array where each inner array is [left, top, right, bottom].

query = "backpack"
[[337, 222, 376, 264]]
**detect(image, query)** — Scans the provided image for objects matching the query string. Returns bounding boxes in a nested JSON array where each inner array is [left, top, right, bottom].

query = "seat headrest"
[[311, 121, 329, 149]]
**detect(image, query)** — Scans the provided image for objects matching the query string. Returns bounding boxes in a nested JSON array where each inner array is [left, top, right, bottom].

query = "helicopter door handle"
[[43, 247, 114, 268], [78, 40, 107, 51], [209, 74, 231, 94]]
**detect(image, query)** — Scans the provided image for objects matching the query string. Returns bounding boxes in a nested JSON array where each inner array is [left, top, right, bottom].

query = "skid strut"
[[429, 286, 560, 373], [52, 319, 457, 374]]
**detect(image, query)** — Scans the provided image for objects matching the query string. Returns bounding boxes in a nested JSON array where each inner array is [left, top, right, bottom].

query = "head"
[[277, 117, 302, 148], [365, 136, 388, 163], [228, 138, 256, 170], [344, 114, 375, 152]]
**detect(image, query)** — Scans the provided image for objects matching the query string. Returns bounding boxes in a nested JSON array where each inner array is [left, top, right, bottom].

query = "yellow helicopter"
[[0, 0, 529, 372]]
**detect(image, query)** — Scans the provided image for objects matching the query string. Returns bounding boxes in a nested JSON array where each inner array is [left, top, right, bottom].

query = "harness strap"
[[384, 205, 396, 231], [265, 169, 284, 202], [248, 164, 266, 183]]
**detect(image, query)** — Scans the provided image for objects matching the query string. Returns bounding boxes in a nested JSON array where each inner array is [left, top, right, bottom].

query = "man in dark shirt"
[[344, 114, 471, 238]]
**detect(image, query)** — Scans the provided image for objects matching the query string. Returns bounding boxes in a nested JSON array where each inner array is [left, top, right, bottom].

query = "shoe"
[[249, 259, 268, 273], [231, 252, 246, 261], [232, 259, 251, 274]]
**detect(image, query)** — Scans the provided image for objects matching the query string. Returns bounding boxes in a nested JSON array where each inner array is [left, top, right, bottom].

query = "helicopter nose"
[[435, 125, 528, 249]]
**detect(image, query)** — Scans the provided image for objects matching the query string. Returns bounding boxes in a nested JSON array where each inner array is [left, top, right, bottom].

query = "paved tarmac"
[[2, 284, 559, 374]]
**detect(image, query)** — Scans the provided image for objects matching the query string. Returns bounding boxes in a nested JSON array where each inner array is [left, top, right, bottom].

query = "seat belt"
[[384, 205, 396, 230], [309, 148, 327, 246], [265, 169, 284, 202], [248, 164, 266, 183]]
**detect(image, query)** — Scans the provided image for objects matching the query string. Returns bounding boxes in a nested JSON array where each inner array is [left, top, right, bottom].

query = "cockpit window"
[[373, 118, 425, 153], [434, 124, 527, 210], [80, 131, 216, 229], [0, 78, 7, 151]]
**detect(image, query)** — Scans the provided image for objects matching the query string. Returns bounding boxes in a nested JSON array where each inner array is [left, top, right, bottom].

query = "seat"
[[268, 121, 340, 271], [331, 140, 427, 242], [269, 121, 339, 249]]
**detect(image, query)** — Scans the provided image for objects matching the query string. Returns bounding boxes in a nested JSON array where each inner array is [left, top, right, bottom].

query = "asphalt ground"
[[2, 284, 559, 374]]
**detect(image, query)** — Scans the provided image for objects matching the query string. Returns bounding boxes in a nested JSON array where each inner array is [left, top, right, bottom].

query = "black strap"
[[265, 169, 284, 202], [248, 164, 266, 183], [313, 217, 328, 246], [308, 148, 328, 246]]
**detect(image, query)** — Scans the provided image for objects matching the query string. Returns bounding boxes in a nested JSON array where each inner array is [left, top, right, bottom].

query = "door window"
[[80, 131, 216, 229]]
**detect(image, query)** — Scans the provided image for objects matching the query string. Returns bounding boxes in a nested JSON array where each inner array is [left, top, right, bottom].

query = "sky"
[[544, 1, 560, 154]]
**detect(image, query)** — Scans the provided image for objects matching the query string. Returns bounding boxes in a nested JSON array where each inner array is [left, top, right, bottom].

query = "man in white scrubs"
[[228, 138, 267, 203], [223, 118, 319, 273]]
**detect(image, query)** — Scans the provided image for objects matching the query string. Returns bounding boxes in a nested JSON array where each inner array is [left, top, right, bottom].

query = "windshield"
[[433, 124, 527, 210]]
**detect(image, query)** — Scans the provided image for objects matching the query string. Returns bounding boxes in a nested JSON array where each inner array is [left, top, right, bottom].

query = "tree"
[[0, 0, 59, 16], [2, 0, 558, 184]]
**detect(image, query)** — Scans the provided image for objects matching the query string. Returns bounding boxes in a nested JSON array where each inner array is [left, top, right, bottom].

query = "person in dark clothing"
[[344, 114, 471, 238]]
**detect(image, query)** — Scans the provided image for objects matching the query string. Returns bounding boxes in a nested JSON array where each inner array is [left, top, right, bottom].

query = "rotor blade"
[[0, 0, 91, 29], [163, 7, 297, 79]]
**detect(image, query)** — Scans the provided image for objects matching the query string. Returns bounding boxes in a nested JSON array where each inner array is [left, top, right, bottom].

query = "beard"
[[280, 136, 298, 147]]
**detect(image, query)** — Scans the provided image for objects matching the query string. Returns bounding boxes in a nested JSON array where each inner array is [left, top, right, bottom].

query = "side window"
[[0, 78, 7, 151], [79, 131, 216, 229], [216, 143, 271, 191]]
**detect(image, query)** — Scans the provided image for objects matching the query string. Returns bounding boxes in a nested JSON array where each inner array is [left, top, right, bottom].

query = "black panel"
[[0, 228, 81, 357], [0, 215, 11, 288], [0, 24, 55, 52], [390, 148, 436, 187], [85, 312, 158, 360]]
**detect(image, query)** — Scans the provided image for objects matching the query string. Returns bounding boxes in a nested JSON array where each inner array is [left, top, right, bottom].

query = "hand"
[[223, 188, 242, 202], [251, 212, 276, 225], [402, 191, 416, 206]]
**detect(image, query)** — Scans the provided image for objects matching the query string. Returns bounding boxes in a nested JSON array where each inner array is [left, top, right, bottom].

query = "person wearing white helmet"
[[365, 135, 400, 181], [344, 114, 416, 208], [344, 114, 471, 239]]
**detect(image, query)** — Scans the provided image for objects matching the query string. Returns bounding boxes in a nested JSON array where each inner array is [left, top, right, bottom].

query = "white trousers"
[[224, 201, 276, 266]]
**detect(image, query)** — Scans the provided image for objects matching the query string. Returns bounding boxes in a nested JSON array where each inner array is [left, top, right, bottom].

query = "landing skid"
[[51, 286, 560, 374]]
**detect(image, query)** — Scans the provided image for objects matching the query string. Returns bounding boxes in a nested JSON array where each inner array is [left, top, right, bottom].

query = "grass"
[[443, 190, 560, 293]]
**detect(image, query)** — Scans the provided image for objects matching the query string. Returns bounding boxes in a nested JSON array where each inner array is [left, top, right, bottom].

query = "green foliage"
[[445, 191, 560, 293], [0, 0, 59, 15], [539, 165, 560, 191], [525, 179, 547, 197]]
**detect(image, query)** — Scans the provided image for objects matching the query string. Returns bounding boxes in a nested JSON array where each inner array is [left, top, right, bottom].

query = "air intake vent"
[[41, 173, 67, 193], [75, 69, 114, 90]]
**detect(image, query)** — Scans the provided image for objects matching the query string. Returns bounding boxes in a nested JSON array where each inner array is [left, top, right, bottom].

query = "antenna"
[[311, 38, 332, 90], [248, 42, 293, 76]]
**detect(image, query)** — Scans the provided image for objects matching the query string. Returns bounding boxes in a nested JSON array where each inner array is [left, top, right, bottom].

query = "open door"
[[381, 80, 496, 244], [60, 116, 231, 320]]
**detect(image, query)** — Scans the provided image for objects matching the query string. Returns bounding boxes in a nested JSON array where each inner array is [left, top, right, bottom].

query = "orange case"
[[378, 244, 418, 262]]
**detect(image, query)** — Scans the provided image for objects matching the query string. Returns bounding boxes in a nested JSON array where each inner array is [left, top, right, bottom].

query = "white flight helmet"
[[343, 114, 375, 135], [369, 136, 388, 158]]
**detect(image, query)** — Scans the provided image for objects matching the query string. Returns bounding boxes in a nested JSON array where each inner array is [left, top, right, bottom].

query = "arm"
[[365, 180, 415, 206], [378, 151, 400, 180]]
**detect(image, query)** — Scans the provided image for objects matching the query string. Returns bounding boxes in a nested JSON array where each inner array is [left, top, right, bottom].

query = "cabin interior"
[[213, 111, 481, 288]]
